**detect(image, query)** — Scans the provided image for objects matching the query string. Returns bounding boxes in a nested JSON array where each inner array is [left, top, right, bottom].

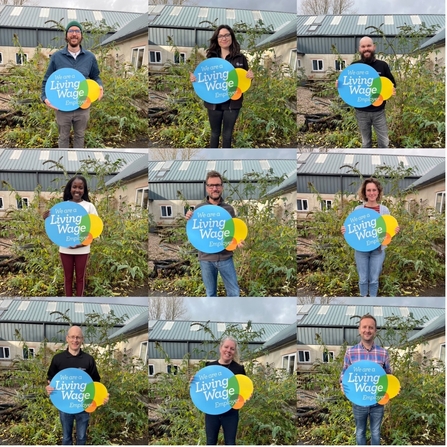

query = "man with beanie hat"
[[41, 21, 103, 148]]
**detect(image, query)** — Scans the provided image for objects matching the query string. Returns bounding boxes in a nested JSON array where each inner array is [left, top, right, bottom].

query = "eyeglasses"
[[206, 184, 223, 188], [67, 30, 81, 34], [68, 336, 83, 340], [218, 33, 231, 40]]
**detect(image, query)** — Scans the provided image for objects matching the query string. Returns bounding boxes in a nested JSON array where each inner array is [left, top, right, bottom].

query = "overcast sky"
[[29, 296, 148, 306], [329, 297, 445, 308], [35, 0, 146, 13]]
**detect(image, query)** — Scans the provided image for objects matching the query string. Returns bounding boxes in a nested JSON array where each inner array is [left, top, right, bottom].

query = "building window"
[[136, 188, 149, 209], [150, 51, 162, 64], [0, 347, 11, 359], [16, 53, 28, 65], [0, 53, 3, 64], [289, 49, 297, 72], [174, 52, 186, 64], [282, 354, 296, 374], [297, 199, 308, 211], [160, 205, 173, 218], [23, 347, 35, 359], [148, 364, 155, 376], [435, 192, 445, 213], [322, 351, 334, 363], [334, 60, 346, 71], [167, 364, 178, 375], [298, 350, 311, 363], [17, 197, 29, 209], [139, 342, 148, 365], [320, 200, 332, 211], [312, 59, 323, 71], [0, 197, 3, 209], [184, 206, 194, 215], [131, 47, 145, 69]]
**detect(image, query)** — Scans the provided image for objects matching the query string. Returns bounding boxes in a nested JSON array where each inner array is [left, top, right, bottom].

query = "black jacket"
[[47, 349, 101, 382]]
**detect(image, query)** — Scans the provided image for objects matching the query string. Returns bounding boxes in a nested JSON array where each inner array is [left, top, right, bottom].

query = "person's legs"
[[217, 257, 240, 297], [207, 109, 224, 148], [352, 404, 369, 445], [56, 111, 73, 148], [74, 411, 90, 445], [205, 413, 221, 445], [59, 411, 75, 445], [73, 254, 89, 297], [371, 109, 389, 148], [221, 409, 239, 445], [355, 109, 373, 148], [221, 109, 240, 148], [369, 403, 385, 445], [59, 253, 75, 296], [354, 250, 370, 296], [368, 247, 386, 297], [200, 260, 219, 296], [72, 108, 91, 148]]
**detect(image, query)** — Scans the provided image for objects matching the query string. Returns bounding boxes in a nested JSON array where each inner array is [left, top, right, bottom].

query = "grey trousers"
[[56, 108, 91, 148], [354, 108, 389, 148]]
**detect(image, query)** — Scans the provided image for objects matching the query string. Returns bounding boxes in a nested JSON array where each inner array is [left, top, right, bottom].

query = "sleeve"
[[47, 355, 60, 382], [380, 205, 390, 215], [383, 350, 392, 374], [240, 364, 246, 376], [340, 350, 351, 384], [242, 55, 249, 71], [41, 56, 57, 101], [383, 62, 396, 87], [89, 54, 103, 87], [89, 202, 98, 216], [88, 357, 101, 382]]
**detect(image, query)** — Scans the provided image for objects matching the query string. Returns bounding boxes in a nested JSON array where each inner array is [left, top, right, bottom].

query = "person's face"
[[66, 327, 83, 351], [66, 26, 82, 47], [365, 182, 379, 202], [358, 318, 377, 344], [219, 339, 236, 363], [206, 176, 223, 201], [217, 28, 232, 50], [71, 178, 85, 202], [359, 38, 376, 62]]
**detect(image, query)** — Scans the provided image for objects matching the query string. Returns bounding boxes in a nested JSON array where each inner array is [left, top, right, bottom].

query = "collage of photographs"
[[0, 0, 445, 445]]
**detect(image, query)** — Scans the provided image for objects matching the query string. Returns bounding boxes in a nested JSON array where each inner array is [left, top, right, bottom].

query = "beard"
[[360, 50, 376, 63], [65, 35, 83, 47]]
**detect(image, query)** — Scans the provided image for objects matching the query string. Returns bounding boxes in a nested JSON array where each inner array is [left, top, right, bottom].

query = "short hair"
[[358, 177, 383, 202], [359, 314, 377, 328], [205, 170, 223, 184], [220, 335, 240, 363]]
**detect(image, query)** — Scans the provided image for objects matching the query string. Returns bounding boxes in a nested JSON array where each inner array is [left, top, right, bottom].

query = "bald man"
[[351, 36, 396, 148], [46, 326, 102, 445]]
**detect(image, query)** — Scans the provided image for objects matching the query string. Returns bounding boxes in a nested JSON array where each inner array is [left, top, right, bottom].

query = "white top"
[[59, 200, 98, 255]]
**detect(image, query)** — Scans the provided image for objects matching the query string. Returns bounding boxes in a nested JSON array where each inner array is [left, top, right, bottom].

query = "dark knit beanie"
[[65, 21, 83, 34]]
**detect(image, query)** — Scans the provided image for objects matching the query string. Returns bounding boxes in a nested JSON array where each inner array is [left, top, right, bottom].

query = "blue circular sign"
[[193, 58, 238, 104], [49, 368, 93, 414], [343, 209, 386, 252], [342, 360, 387, 407], [45, 68, 88, 111], [45, 202, 88, 248], [337, 63, 381, 108]]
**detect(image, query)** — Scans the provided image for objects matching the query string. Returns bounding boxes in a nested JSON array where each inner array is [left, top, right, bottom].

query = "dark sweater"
[[47, 349, 100, 382]]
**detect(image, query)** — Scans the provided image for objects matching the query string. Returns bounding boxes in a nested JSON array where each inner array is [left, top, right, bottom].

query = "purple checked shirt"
[[340, 342, 391, 383]]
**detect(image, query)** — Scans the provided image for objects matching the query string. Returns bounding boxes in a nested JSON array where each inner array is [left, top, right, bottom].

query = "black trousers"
[[207, 108, 240, 148], [205, 408, 239, 445]]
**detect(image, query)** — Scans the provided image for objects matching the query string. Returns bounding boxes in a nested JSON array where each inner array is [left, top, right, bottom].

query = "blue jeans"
[[200, 258, 240, 297], [355, 247, 385, 297], [59, 411, 90, 445], [207, 108, 240, 148], [205, 409, 239, 445], [355, 109, 389, 148], [352, 403, 384, 445]]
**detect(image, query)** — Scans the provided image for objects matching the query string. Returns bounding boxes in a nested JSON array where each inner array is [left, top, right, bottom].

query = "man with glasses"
[[185, 170, 240, 296], [41, 21, 103, 148], [46, 325, 105, 445]]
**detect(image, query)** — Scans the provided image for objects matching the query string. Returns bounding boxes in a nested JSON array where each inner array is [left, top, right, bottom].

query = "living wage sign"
[[49, 368, 108, 414], [45, 202, 103, 248], [190, 365, 254, 415], [343, 208, 398, 252], [45, 68, 101, 111], [337, 63, 394, 108], [342, 360, 400, 407], [186, 205, 248, 254], [192, 58, 251, 104]]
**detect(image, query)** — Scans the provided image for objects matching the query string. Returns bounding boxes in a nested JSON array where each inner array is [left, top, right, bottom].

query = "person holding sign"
[[185, 171, 241, 296], [46, 326, 107, 445], [41, 21, 103, 148], [190, 25, 254, 148], [340, 315, 391, 445], [341, 178, 400, 297], [43, 176, 98, 297]]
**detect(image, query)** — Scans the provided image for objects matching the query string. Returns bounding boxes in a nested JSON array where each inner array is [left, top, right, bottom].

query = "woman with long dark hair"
[[190, 25, 254, 148]]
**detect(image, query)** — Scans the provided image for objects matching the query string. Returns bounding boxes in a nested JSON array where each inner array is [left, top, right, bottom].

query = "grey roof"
[[407, 312, 445, 342], [257, 18, 296, 47], [149, 320, 289, 343], [262, 322, 297, 350], [406, 161, 445, 190], [297, 14, 445, 37], [417, 27, 446, 50], [0, 5, 140, 30], [105, 154, 148, 186], [101, 13, 147, 45], [149, 4, 295, 31], [109, 310, 149, 339], [265, 169, 297, 196]]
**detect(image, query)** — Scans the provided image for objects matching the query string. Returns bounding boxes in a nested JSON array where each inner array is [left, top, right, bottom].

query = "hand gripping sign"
[[186, 205, 248, 254], [337, 63, 394, 108], [49, 368, 108, 414], [192, 58, 252, 104], [342, 360, 400, 407], [343, 208, 398, 252], [190, 365, 254, 415], [45, 68, 101, 111], [45, 202, 103, 248]]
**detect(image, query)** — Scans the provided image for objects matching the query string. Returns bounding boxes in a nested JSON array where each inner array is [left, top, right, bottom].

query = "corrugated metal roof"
[[0, 5, 140, 29], [417, 27, 445, 50], [406, 161, 445, 189], [297, 14, 445, 36], [407, 312, 445, 341], [109, 311, 149, 339], [101, 13, 147, 45], [257, 18, 296, 47], [105, 154, 148, 185], [262, 322, 297, 349], [149, 5, 295, 31]]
